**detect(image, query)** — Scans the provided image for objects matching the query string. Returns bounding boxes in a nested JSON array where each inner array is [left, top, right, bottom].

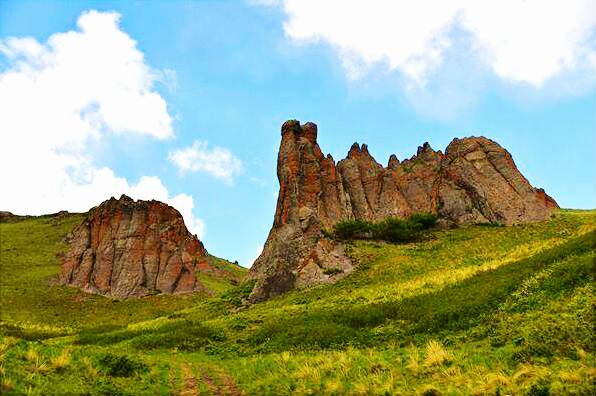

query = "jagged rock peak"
[[61, 195, 210, 299], [388, 154, 400, 169], [301, 122, 318, 143], [417, 141, 433, 155], [117, 194, 134, 203], [411, 141, 443, 162], [248, 120, 559, 303], [348, 142, 361, 156], [281, 119, 301, 135], [281, 120, 318, 144], [347, 142, 374, 159]]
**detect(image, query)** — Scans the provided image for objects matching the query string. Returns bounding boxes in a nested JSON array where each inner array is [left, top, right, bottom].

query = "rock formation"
[[248, 120, 558, 302], [61, 195, 210, 298]]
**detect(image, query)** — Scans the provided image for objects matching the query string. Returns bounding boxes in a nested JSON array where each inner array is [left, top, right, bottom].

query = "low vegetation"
[[331, 212, 438, 242], [0, 210, 594, 394]]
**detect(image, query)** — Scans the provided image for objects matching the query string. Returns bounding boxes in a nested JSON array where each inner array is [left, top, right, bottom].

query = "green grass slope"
[[0, 214, 246, 336], [0, 210, 594, 395]]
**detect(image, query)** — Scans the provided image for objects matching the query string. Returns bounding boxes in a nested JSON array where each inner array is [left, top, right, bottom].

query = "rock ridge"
[[248, 121, 558, 302]]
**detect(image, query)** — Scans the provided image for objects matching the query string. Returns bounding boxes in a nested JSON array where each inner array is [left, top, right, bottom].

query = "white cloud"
[[169, 140, 243, 185], [127, 176, 205, 239], [270, 0, 596, 87], [248, 245, 264, 268], [0, 10, 204, 237]]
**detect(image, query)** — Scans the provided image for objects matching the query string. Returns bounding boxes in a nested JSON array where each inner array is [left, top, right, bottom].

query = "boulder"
[[60, 195, 209, 298]]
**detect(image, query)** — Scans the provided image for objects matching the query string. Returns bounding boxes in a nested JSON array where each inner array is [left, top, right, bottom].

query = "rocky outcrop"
[[0, 211, 21, 223], [248, 120, 558, 302], [61, 195, 210, 298]]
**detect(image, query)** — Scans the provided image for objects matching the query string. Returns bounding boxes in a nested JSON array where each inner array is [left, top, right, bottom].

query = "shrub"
[[322, 267, 343, 276], [477, 221, 505, 227], [526, 383, 550, 396], [333, 220, 372, 240], [408, 212, 438, 229], [373, 217, 418, 242], [97, 353, 146, 377], [331, 213, 437, 243]]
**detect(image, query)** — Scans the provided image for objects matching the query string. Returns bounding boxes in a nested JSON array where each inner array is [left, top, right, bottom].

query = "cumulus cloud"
[[169, 141, 243, 185], [0, 10, 204, 237], [129, 176, 205, 239], [248, 245, 264, 268], [271, 0, 596, 87]]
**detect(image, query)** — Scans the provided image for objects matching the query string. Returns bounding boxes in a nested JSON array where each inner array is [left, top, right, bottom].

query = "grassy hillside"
[[0, 210, 594, 395], [0, 214, 246, 333]]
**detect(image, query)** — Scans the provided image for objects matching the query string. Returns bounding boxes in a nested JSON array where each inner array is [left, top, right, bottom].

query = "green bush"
[[331, 213, 437, 243], [323, 267, 344, 276], [334, 219, 372, 240], [477, 221, 505, 227], [97, 353, 146, 377], [372, 217, 418, 242], [526, 383, 550, 396], [408, 212, 438, 229]]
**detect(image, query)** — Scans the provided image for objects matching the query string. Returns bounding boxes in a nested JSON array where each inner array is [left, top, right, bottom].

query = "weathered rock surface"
[[248, 120, 558, 302], [60, 195, 210, 298]]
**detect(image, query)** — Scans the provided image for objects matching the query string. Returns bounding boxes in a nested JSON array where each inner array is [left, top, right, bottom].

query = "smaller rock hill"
[[60, 195, 243, 298], [248, 120, 558, 302]]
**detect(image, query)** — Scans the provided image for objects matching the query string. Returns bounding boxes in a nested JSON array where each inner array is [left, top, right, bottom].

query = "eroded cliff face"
[[248, 120, 558, 302], [61, 195, 209, 298]]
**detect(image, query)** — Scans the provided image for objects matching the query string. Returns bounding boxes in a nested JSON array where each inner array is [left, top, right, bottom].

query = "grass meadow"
[[0, 210, 594, 394]]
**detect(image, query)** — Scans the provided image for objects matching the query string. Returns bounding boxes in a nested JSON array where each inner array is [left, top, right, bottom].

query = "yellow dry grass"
[[50, 348, 71, 371], [406, 344, 420, 373], [424, 340, 453, 367], [25, 348, 39, 363]]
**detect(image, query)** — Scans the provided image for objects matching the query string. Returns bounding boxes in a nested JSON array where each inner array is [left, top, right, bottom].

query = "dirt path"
[[180, 363, 199, 396], [199, 370, 222, 396], [221, 374, 243, 396], [174, 361, 244, 396]]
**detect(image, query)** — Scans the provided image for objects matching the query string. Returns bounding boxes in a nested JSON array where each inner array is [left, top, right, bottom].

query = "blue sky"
[[1, 1, 594, 266]]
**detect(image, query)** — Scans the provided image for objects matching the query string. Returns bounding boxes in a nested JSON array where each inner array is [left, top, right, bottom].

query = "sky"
[[0, 0, 594, 267]]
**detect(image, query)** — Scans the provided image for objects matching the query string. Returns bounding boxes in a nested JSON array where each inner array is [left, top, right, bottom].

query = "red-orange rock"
[[248, 120, 558, 302], [60, 195, 209, 298]]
